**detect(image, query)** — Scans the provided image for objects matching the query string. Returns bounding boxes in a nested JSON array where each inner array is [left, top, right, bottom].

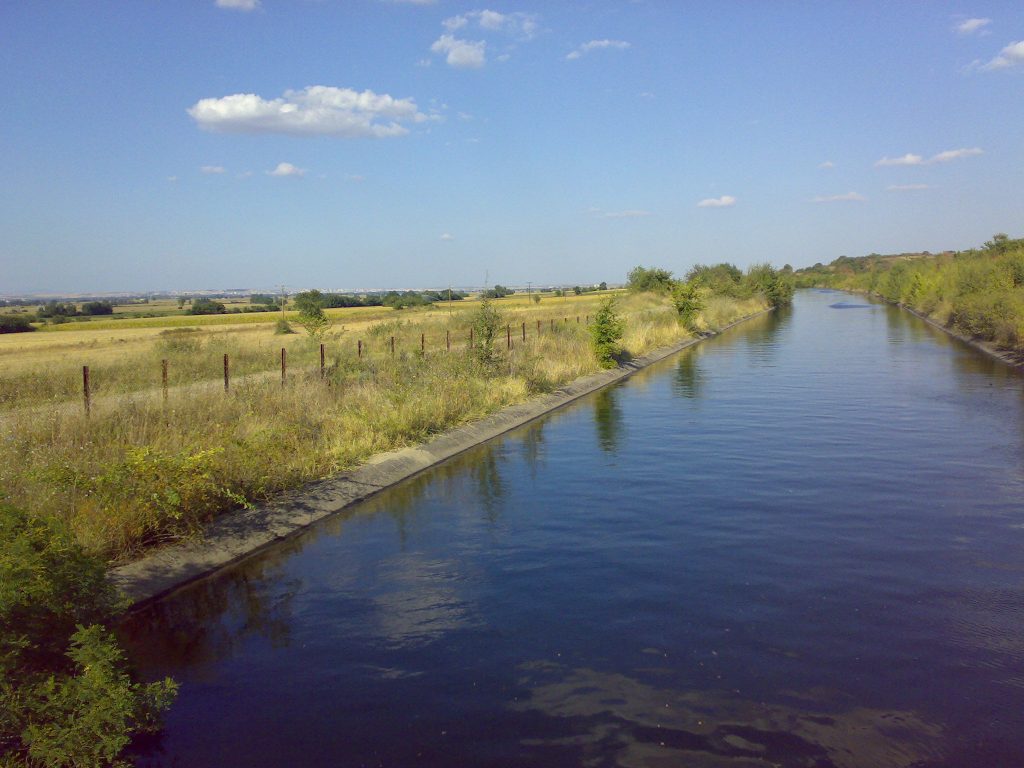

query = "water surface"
[[122, 290, 1024, 767]]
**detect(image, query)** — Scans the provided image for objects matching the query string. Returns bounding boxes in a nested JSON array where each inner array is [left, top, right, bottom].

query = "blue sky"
[[1, 1, 1022, 293]]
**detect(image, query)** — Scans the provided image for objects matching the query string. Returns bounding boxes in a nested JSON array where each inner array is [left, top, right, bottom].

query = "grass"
[[0, 290, 766, 561]]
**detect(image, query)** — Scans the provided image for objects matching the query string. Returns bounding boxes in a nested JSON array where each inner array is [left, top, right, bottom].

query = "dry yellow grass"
[[0, 290, 765, 560]]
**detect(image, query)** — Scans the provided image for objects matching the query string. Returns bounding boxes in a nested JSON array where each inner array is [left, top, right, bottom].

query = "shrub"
[[188, 299, 226, 315], [0, 315, 36, 334], [470, 296, 504, 370], [293, 290, 331, 342], [274, 318, 296, 335], [671, 280, 705, 330], [0, 503, 177, 766], [589, 298, 625, 367]]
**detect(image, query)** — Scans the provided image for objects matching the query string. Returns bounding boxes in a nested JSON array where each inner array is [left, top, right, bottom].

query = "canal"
[[121, 290, 1024, 767]]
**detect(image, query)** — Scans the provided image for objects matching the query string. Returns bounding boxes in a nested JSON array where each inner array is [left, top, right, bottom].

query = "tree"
[[599, 281, 608, 291], [80, 301, 114, 316], [293, 290, 330, 341], [589, 297, 625, 367], [573, 286, 582, 295], [0, 315, 36, 334], [188, 299, 226, 315], [531, 293, 541, 304], [626, 265, 674, 293]]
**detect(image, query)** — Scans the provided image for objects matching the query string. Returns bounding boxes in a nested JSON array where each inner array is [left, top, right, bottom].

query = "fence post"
[[421, 333, 425, 353], [586, 314, 590, 323], [224, 353, 229, 392], [161, 359, 168, 401], [522, 321, 526, 342], [537, 319, 541, 334], [281, 347, 287, 385], [358, 339, 362, 359], [576, 315, 580, 324], [550, 318, 554, 331], [506, 324, 511, 350], [390, 335, 395, 357], [82, 365, 90, 417], [320, 343, 326, 378], [470, 327, 474, 349], [446, 329, 451, 352]]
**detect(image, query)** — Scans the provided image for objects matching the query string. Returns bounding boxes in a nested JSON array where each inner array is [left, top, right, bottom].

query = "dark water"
[[121, 290, 1024, 768]]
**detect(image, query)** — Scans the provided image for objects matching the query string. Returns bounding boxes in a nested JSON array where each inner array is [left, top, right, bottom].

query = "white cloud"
[[955, 17, 991, 35], [930, 147, 984, 163], [443, 10, 539, 39], [887, 184, 930, 191], [431, 34, 487, 68], [818, 160, 835, 169], [188, 86, 430, 138], [200, 165, 225, 174], [167, 176, 178, 183], [697, 195, 736, 208], [981, 40, 1024, 70], [267, 162, 306, 177], [811, 192, 866, 203], [440, 233, 455, 240], [875, 147, 983, 167], [603, 209, 652, 218], [875, 153, 924, 167], [567, 39, 631, 60], [216, 0, 259, 9]]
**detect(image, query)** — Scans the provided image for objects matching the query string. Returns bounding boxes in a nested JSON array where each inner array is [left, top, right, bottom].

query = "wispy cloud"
[[955, 17, 991, 35], [980, 40, 1024, 70], [594, 208, 652, 219], [818, 160, 835, 169], [811, 192, 866, 203], [200, 165, 225, 174], [430, 34, 486, 68], [874, 147, 983, 166], [697, 195, 736, 208], [167, 176, 178, 183], [215, 0, 259, 10], [566, 39, 631, 60], [189, 86, 430, 138], [267, 162, 305, 177], [887, 184, 930, 191], [443, 10, 539, 39], [440, 232, 455, 240]]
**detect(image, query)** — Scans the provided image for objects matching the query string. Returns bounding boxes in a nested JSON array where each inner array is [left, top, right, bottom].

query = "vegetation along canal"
[[120, 289, 1024, 767]]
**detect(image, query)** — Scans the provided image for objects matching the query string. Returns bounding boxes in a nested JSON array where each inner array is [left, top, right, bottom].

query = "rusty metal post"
[[470, 327, 474, 348], [82, 365, 90, 417], [446, 329, 451, 352], [576, 315, 580, 323], [537, 319, 541, 334], [281, 347, 287, 385], [522, 321, 526, 342], [161, 359, 168, 401], [390, 335, 395, 357], [358, 339, 362, 359], [421, 333, 425, 352], [506, 324, 511, 349], [223, 353, 229, 392], [320, 343, 325, 378], [550, 318, 554, 331]]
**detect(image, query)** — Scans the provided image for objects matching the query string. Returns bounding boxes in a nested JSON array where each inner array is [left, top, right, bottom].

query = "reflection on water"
[[593, 388, 624, 454], [513, 663, 941, 768], [122, 290, 1024, 767]]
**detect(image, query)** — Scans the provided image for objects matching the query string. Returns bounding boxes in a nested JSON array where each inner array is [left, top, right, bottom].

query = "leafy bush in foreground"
[[0, 503, 177, 766], [589, 298, 625, 367]]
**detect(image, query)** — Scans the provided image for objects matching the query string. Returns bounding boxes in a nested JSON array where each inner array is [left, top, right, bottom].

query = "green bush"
[[0, 315, 36, 334], [589, 298, 625, 367], [470, 296, 503, 370], [0, 503, 176, 766], [671, 281, 705, 330]]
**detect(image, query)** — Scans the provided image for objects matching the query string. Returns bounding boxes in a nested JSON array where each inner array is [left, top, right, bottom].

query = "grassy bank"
[[1, 289, 767, 561], [796, 234, 1024, 351]]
